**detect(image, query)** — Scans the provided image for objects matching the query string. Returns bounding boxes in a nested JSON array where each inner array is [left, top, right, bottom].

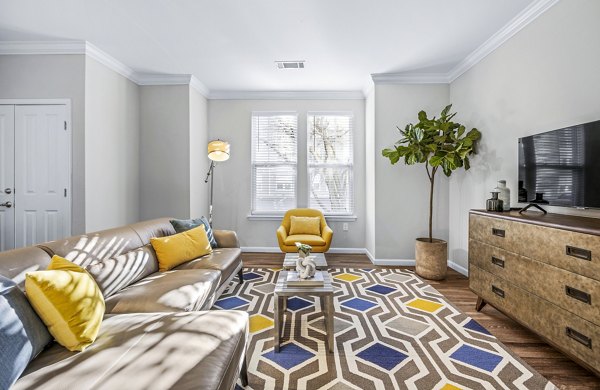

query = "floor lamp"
[[204, 139, 230, 227]]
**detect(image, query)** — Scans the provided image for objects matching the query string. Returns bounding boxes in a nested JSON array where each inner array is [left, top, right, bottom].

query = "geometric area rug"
[[214, 268, 557, 390]]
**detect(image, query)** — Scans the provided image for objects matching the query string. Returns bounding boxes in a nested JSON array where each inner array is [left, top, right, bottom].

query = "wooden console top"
[[470, 209, 600, 237]]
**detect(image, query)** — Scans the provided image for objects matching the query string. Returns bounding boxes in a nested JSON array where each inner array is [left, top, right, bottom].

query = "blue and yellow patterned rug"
[[214, 268, 556, 390]]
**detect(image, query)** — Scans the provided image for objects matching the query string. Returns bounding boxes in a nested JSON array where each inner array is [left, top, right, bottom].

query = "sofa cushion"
[[284, 234, 326, 246], [85, 245, 158, 297], [128, 218, 176, 246], [151, 226, 213, 272], [104, 269, 221, 313], [176, 248, 241, 285], [14, 311, 249, 390], [0, 247, 53, 289], [38, 226, 144, 268], [170, 217, 218, 248], [0, 275, 51, 390], [25, 256, 105, 352], [289, 216, 321, 235]]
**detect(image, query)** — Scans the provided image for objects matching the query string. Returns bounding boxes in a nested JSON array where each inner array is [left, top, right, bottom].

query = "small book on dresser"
[[286, 271, 324, 287]]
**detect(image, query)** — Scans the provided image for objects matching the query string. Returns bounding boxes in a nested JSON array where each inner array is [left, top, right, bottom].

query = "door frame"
[[0, 99, 73, 237]]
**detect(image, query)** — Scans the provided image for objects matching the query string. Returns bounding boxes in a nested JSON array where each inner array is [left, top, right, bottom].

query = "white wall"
[[208, 99, 366, 249], [448, 0, 600, 271], [139, 85, 191, 220], [373, 84, 450, 260], [0, 54, 87, 234], [365, 88, 376, 257], [84, 56, 140, 231], [189, 88, 209, 218]]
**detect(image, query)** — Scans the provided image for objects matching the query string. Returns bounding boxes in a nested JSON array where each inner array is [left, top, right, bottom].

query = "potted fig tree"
[[382, 105, 481, 280]]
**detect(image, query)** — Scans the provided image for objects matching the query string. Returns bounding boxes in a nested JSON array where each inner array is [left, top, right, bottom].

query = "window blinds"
[[307, 113, 354, 215], [251, 113, 298, 213]]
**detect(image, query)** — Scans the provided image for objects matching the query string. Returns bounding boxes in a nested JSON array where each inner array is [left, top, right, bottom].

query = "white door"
[[14, 105, 70, 247], [0, 106, 15, 251]]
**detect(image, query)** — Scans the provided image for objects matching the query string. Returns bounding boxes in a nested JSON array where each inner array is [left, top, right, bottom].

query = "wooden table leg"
[[319, 296, 325, 315], [475, 297, 487, 312], [325, 294, 334, 353], [274, 294, 281, 352], [283, 296, 287, 312]]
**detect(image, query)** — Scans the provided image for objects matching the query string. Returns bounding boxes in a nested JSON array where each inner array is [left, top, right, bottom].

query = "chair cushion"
[[150, 226, 213, 271], [175, 248, 241, 286], [85, 245, 158, 298], [284, 234, 327, 246], [25, 256, 105, 352], [104, 269, 221, 314], [289, 216, 321, 235], [0, 275, 52, 390], [14, 311, 249, 390], [170, 217, 217, 248]]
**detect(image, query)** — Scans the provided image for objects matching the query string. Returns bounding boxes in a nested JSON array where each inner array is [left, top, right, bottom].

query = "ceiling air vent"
[[275, 61, 305, 69]]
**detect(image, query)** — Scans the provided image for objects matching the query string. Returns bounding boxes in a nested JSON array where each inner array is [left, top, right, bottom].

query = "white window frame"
[[307, 111, 355, 216], [250, 111, 299, 215]]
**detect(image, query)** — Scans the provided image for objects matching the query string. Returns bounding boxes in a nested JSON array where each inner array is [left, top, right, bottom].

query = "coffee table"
[[273, 270, 334, 353], [283, 252, 328, 270]]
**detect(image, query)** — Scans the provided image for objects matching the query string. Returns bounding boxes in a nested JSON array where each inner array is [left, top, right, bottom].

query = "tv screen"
[[518, 119, 600, 209]]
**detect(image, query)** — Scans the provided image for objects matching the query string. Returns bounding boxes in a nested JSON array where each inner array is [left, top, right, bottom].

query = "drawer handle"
[[566, 286, 591, 305], [492, 228, 505, 238], [492, 285, 505, 298], [491, 256, 505, 268], [566, 245, 591, 261], [566, 327, 592, 349]]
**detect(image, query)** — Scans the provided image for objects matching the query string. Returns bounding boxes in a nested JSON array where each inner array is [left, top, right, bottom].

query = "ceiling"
[[0, 0, 538, 92]]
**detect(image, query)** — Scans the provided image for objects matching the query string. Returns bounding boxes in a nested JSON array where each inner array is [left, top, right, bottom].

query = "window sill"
[[247, 214, 357, 222]]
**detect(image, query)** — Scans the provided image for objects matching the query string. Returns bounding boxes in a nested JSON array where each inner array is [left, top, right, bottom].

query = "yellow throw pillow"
[[151, 225, 213, 271], [289, 216, 321, 236], [25, 255, 105, 352]]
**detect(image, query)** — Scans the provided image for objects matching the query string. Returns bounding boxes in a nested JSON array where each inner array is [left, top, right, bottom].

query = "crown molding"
[[208, 90, 365, 100], [447, 0, 560, 82], [371, 72, 450, 85], [85, 42, 138, 83], [190, 75, 210, 97], [136, 73, 193, 86], [0, 40, 86, 55], [370, 0, 559, 87]]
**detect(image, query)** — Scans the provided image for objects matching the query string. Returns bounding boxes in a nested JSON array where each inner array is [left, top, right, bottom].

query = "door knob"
[[0, 201, 12, 208], [3, 188, 11, 194]]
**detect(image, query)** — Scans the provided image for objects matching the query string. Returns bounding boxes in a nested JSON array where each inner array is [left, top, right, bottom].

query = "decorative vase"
[[415, 238, 447, 280], [494, 180, 511, 211], [486, 192, 504, 212]]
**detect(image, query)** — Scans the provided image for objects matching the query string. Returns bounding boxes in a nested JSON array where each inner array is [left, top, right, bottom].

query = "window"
[[307, 113, 354, 215], [251, 112, 298, 213]]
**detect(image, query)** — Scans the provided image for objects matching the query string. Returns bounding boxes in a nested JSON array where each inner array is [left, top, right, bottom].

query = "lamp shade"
[[207, 140, 230, 161]]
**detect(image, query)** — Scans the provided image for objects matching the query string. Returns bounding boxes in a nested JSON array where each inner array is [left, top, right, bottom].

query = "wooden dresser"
[[469, 209, 600, 375]]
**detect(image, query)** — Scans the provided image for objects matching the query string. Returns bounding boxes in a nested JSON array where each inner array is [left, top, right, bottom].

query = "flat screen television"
[[518, 119, 600, 209]]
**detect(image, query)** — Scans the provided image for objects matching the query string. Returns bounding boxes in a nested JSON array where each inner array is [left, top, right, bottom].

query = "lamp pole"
[[204, 160, 216, 227]]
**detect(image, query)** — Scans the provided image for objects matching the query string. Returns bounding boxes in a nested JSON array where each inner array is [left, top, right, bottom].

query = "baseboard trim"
[[240, 246, 367, 254], [371, 259, 417, 266], [448, 261, 468, 276]]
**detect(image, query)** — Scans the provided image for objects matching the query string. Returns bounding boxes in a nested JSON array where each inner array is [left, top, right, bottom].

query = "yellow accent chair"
[[277, 208, 333, 253]]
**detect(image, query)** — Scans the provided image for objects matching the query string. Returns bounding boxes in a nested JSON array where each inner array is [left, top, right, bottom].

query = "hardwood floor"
[[242, 252, 600, 390]]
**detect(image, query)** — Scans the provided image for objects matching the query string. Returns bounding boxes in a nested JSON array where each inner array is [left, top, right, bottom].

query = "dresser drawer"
[[469, 214, 522, 251], [470, 266, 600, 370], [517, 223, 600, 281], [470, 239, 600, 325]]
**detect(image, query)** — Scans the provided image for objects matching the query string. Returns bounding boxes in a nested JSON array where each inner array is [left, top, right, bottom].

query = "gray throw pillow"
[[170, 217, 217, 248], [0, 274, 52, 389]]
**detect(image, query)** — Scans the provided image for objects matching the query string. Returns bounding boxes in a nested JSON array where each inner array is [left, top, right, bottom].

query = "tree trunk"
[[428, 170, 435, 242]]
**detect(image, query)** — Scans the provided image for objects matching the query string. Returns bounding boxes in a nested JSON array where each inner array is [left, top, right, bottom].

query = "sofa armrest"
[[322, 225, 333, 251], [213, 230, 240, 248]]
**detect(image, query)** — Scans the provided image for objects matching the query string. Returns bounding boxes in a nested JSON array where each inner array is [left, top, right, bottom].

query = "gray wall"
[[365, 89, 376, 257], [207, 99, 366, 249], [84, 56, 140, 231], [372, 84, 450, 260], [0, 54, 87, 234], [139, 85, 191, 220], [448, 0, 600, 271], [189, 87, 209, 218]]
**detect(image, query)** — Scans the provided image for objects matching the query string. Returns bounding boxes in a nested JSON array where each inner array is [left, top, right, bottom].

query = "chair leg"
[[240, 355, 249, 387], [238, 267, 244, 284]]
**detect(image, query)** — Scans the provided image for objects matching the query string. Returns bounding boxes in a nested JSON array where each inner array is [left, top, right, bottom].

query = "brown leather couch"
[[0, 218, 248, 390]]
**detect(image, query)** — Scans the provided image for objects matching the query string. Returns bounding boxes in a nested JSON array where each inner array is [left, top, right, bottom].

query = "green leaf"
[[429, 155, 444, 167], [464, 157, 471, 170], [417, 110, 428, 122]]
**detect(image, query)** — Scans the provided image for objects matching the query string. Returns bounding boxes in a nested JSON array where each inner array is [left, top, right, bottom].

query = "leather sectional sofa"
[[0, 218, 248, 390]]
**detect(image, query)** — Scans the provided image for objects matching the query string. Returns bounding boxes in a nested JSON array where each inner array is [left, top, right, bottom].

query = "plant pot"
[[415, 238, 448, 280]]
